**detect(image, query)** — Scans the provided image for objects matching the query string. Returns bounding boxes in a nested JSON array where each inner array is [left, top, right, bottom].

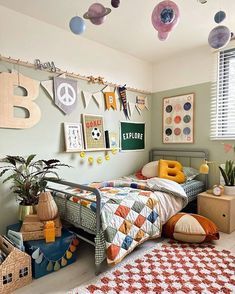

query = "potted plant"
[[0, 154, 70, 220], [219, 160, 235, 196]]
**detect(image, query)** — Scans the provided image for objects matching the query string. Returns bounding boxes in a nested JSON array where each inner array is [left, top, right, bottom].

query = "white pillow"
[[141, 161, 159, 178]]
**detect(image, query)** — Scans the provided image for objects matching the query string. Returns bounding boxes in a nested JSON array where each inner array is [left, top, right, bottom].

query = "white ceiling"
[[0, 0, 234, 62]]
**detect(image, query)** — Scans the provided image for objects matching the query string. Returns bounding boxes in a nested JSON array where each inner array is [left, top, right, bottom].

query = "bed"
[[47, 148, 208, 274]]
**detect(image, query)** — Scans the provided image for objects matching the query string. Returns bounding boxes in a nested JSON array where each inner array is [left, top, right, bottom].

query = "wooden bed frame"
[[47, 148, 209, 274]]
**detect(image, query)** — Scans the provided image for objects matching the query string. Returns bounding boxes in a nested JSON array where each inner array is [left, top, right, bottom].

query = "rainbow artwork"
[[163, 93, 194, 143]]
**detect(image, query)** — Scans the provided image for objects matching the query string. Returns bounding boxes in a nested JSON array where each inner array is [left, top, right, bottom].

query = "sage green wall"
[[152, 82, 235, 186], [0, 61, 152, 233]]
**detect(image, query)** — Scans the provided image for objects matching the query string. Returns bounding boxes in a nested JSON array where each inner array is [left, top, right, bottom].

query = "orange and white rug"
[[69, 242, 235, 294]]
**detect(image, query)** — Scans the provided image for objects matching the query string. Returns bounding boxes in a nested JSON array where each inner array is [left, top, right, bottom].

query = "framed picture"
[[82, 114, 106, 150], [120, 121, 145, 151], [64, 123, 84, 152], [163, 93, 194, 144], [109, 132, 119, 148]]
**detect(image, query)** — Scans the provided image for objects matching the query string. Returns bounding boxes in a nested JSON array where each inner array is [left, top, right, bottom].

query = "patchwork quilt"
[[60, 178, 187, 265]]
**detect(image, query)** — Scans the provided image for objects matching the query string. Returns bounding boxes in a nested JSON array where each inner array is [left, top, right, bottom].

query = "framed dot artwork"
[[163, 93, 194, 143]]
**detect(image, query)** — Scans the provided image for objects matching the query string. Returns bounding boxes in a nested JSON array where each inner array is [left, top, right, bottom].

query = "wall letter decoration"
[[0, 72, 41, 129]]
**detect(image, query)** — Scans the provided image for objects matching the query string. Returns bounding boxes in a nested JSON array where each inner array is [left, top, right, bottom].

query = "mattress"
[[181, 179, 205, 202]]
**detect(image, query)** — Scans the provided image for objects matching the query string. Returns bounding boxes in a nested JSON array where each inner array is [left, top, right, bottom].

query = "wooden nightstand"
[[198, 192, 235, 234]]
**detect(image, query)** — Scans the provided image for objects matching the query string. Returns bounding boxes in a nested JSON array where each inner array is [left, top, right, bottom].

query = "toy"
[[44, 221, 56, 243]]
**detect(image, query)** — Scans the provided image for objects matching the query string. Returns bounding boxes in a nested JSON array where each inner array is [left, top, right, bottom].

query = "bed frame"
[[150, 148, 209, 188], [47, 148, 209, 274]]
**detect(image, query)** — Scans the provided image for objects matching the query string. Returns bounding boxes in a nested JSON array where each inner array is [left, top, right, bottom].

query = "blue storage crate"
[[7, 224, 79, 279]]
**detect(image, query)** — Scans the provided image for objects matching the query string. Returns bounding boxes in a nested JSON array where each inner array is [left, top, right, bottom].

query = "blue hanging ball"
[[69, 16, 86, 35], [214, 11, 226, 24]]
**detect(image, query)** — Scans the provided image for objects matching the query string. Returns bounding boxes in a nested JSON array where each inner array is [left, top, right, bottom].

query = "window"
[[19, 267, 28, 278], [3, 273, 12, 285], [210, 47, 235, 140]]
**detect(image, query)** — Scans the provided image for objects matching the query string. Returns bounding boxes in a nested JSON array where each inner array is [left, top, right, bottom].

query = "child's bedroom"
[[0, 0, 235, 293]]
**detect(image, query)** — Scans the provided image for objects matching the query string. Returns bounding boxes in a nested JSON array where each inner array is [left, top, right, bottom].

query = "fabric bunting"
[[31, 236, 79, 272], [136, 96, 149, 115], [118, 85, 129, 119], [92, 92, 103, 108], [82, 91, 93, 108], [128, 102, 136, 117]]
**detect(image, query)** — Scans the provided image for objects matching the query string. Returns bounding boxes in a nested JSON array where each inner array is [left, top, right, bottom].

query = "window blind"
[[210, 48, 235, 140]]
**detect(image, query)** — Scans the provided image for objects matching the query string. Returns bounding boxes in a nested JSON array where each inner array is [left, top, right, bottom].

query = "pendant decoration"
[[47, 261, 54, 272], [118, 85, 129, 119], [35, 253, 44, 264], [32, 248, 40, 260], [54, 261, 61, 271]]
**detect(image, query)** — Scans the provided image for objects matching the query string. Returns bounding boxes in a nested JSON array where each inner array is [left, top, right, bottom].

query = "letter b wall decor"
[[0, 72, 41, 129]]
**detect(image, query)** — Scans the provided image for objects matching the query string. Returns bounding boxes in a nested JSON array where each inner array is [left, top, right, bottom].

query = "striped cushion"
[[163, 213, 220, 243]]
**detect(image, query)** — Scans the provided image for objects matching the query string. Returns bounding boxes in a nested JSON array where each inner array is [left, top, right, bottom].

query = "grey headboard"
[[149, 148, 209, 188]]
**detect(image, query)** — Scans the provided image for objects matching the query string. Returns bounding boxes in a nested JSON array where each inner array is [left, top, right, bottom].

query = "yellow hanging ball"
[[80, 151, 86, 158], [88, 156, 94, 164], [97, 157, 103, 164], [111, 148, 118, 155], [105, 154, 110, 161]]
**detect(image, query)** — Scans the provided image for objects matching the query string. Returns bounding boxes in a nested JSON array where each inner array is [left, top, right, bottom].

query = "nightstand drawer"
[[198, 194, 235, 234]]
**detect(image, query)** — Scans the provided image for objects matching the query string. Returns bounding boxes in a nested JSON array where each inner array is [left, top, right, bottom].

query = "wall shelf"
[[65, 148, 119, 153]]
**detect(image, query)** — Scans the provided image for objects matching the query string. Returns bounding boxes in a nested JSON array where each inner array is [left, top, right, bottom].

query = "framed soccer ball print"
[[163, 93, 194, 144], [82, 114, 106, 150]]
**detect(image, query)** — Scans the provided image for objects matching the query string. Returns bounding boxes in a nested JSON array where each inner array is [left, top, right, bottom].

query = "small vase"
[[37, 191, 58, 221], [224, 186, 235, 196], [18, 205, 37, 221]]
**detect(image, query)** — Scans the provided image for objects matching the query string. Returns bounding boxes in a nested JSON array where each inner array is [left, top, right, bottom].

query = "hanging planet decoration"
[[69, 16, 86, 35], [111, 0, 120, 8], [208, 25, 231, 49], [83, 3, 112, 25], [152, 0, 180, 41], [214, 11, 226, 24]]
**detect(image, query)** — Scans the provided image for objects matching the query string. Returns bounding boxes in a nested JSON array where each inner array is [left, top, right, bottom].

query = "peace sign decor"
[[54, 77, 78, 114]]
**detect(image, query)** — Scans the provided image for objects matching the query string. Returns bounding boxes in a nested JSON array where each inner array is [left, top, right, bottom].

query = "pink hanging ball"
[[152, 0, 180, 40]]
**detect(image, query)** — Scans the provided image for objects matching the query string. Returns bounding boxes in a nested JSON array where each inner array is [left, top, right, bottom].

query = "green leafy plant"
[[0, 155, 70, 205], [219, 160, 235, 186]]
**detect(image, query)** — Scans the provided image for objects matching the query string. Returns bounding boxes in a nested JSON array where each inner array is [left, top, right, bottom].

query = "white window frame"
[[210, 45, 235, 140]]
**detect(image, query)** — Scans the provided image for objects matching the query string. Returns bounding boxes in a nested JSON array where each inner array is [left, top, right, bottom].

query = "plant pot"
[[37, 191, 58, 221], [18, 204, 37, 221], [224, 185, 235, 196]]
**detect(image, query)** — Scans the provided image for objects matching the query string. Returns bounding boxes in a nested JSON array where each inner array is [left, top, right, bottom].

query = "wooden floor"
[[14, 230, 235, 294]]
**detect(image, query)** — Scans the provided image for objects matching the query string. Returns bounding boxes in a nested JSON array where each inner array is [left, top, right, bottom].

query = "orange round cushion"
[[163, 213, 220, 243]]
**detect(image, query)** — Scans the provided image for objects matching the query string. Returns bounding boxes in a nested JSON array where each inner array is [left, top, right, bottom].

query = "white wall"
[[153, 46, 215, 92], [0, 5, 153, 92], [0, 5, 153, 233]]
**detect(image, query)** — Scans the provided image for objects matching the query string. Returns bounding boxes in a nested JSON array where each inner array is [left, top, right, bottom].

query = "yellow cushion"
[[158, 159, 185, 183]]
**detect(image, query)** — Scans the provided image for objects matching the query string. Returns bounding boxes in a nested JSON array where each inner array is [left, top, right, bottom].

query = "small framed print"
[[163, 93, 194, 144], [109, 132, 119, 148], [82, 114, 106, 150], [64, 123, 84, 152]]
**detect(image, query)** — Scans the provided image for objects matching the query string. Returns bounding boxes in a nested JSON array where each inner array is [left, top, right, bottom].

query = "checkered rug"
[[69, 242, 235, 294]]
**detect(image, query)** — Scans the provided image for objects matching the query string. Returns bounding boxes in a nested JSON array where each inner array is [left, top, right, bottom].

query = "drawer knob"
[[222, 214, 226, 217]]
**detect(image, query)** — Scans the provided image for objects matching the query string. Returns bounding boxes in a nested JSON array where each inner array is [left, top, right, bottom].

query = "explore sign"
[[120, 121, 145, 151]]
